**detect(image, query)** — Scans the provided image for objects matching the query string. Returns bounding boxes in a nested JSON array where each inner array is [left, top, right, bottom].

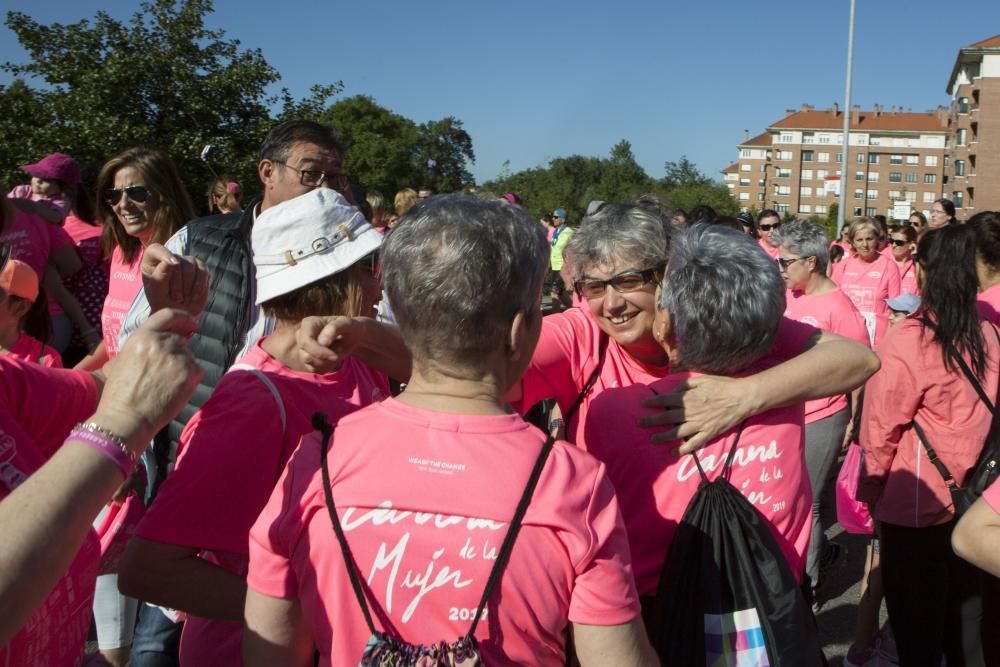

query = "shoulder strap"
[[688, 420, 749, 485], [912, 419, 959, 490], [918, 317, 998, 413], [229, 364, 286, 432], [315, 412, 555, 641], [565, 333, 609, 426]]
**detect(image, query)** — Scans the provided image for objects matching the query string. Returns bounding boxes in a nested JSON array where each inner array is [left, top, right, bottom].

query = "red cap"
[[20, 152, 81, 188]]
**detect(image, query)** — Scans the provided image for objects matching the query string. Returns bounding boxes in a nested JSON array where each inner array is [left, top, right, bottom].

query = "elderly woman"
[[243, 194, 656, 666], [119, 189, 388, 666], [583, 224, 813, 603], [775, 220, 869, 598], [831, 217, 902, 347]]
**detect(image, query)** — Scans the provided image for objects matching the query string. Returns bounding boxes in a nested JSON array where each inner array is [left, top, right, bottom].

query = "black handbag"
[[648, 422, 823, 666], [910, 319, 1000, 517]]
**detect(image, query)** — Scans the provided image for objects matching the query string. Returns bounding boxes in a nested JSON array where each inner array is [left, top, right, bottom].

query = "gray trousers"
[[804, 407, 851, 587]]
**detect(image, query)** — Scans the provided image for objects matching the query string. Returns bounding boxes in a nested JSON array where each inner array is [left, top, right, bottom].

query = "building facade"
[[946, 34, 1000, 218], [727, 105, 948, 220]]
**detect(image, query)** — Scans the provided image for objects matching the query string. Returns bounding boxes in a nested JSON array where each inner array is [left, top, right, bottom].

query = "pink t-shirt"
[[101, 246, 144, 358], [8, 332, 63, 368], [895, 259, 918, 297], [8, 184, 71, 218], [758, 237, 780, 259], [135, 341, 389, 667], [830, 252, 901, 347], [584, 373, 810, 593], [977, 284, 1000, 327], [248, 399, 638, 667], [982, 476, 1000, 515], [784, 288, 869, 423], [0, 208, 51, 280], [518, 307, 819, 450], [858, 318, 1000, 527], [0, 356, 99, 666]]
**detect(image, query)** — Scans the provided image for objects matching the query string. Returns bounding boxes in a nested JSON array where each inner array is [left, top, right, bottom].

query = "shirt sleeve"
[[0, 356, 96, 460], [515, 310, 596, 416], [134, 369, 286, 554], [830, 298, 871, 347], [118, 226, 189, 349], [856, 324, 924, 503], [565, 460, 641, 625]]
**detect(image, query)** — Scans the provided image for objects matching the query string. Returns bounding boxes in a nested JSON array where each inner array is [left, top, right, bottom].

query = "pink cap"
[[20, 152, 81, 187]]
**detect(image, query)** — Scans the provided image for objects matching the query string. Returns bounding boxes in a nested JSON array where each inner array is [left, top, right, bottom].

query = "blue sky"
[[2, 0, 999, 185]]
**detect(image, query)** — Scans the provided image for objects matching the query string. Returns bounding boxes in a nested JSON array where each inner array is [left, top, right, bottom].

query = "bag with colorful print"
[[648, 422, 823, 666]]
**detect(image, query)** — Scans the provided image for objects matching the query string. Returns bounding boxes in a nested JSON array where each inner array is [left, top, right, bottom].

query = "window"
[[867, 189, 879, 199], [870, 137, 882, 146], [819, 135, 831, 144], [890, 155, 903, 165], [836, 152, 844, 163], [761, 164, 767, 172], [866, 207, 878, 217], [905, 172, 918, 184], [777, 150, 793, 161], [776, 204, 790, 213], [801, 169, 813, 180], [905, 192, 917, 202], [854, 207, 863, 216], [924, 173, 937, 184], [926, 155, 938, 167], [779, 133, 794, 143], [800, 187, 812, 196], [739, 192, 750, 201], [869, 154, 880, 165], [944, 156, 950, 167], [775, 185, 791, 196], [869, 172, 880, 183], [855, 171, 865, 181], [814, 189, 826, 199], [959, 97, 969, 114], [889, 172, 902, 182], [739, 178, 751, 186], [906, 155, 919, 165], [816, 205, 828, 214], [758, 193, 765, 202], [776, 168, 791, 178], [954, 191, 964, 207], [923, 191, 936, 203], [854, 189, 864, 200], [799, 204, 812, 213], [803, 134, 815, 144], [955, 160, 966, 177], [816, 169, 829, 179], [740, 149, 751, 159], [740, 164, 751, 172], [802, 150, 814, 161], [957, 129, 967, 146], [856, 153, 866, 163], [818, 152, 830, 163], [888, 190, 901, 201]]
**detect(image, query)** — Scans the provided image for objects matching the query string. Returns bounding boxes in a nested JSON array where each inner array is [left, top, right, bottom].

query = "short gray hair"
[[566, 201, 673, 280], [775, 219, 830, 274], [381, 194, 547, 371], [658, 224, 785, 374]]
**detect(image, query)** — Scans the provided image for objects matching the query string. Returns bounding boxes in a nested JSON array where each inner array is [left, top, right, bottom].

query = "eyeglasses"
[[103, 186, 152, 205], [759, 222, 781, 231], [777, 256, 811, 271], [574, 264, 665, 299], [890, 239, 910, 247], [274, 160, 350, 191]]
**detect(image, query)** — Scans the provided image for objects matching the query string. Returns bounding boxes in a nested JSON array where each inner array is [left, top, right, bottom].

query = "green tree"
[[662, 155, 712, 189], [413, 117, 475, 194], [666, 182, 738, 216], [1, 0, 341, 211]]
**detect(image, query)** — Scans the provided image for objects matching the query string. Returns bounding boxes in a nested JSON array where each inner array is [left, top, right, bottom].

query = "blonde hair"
[[847, 217, 881, 243], [394, 188, 418, 217], [207, 176, 243, 214]]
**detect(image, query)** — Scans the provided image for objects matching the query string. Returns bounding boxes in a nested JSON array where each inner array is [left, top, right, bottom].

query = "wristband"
[[69, 422, 137, 477]]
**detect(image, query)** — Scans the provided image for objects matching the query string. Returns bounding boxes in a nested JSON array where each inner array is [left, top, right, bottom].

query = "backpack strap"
[[229, 364, 286, 433], [691, 420, 748, 485], [564, 332, 609, 426]]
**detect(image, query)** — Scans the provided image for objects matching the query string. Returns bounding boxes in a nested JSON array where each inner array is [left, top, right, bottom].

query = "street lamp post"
[[837, 0, 857, 236]]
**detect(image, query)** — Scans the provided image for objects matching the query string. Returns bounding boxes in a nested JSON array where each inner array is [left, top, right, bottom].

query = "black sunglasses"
[[759, 222, 781, 231], [103, 185, 152, 205], [890, 239, 910, 247]]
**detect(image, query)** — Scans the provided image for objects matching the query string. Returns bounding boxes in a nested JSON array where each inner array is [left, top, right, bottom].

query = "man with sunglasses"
[[756, 209, 782, 259], [116, 119, 351, 667]]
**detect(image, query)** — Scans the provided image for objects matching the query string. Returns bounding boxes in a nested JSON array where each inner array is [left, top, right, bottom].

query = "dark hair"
[[909, 211, 928, 227], [890, 224, 917, 244], [829, 244, 845, 263], [916, 224, 986, 376], [258, 119, 344, 163], [688, 205, 717, 225], [758, 209, 780, 224], [16, 288, 51, 342], [967, 210, 1000, 272], [713, 216, 742, 232], [934, 198, 957, 222], [97, 147, 195, 264]]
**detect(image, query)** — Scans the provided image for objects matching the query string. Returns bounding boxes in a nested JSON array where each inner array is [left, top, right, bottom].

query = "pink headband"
[[226, 182, 240, 195]]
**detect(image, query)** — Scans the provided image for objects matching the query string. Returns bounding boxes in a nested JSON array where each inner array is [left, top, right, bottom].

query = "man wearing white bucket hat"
[[119, 188, 390, 667]]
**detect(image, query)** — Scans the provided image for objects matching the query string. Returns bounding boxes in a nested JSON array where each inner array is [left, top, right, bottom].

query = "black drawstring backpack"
[[648, 421, 823, 666]]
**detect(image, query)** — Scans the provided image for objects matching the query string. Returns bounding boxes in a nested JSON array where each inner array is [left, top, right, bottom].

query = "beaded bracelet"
[[69, 422, 137, 478]]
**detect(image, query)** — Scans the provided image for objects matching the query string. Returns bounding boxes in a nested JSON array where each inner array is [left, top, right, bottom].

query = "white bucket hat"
[[253, 188, 382, 305]]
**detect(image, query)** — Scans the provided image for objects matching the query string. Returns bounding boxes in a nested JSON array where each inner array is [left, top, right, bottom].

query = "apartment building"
[[728, 105, 948, 219], [946, 34, 1000, 217]]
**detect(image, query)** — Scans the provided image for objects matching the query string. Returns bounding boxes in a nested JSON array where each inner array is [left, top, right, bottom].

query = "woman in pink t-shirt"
[[889, 224, 919, 297], [857, 224, 998, 666], [77, 147, 195, 371], [971, 211, 1000, 327], [244, 194, 656, 666], [776, 220, 869, 598], [119, 189, 389, 667], [830, 217, 902, 346]]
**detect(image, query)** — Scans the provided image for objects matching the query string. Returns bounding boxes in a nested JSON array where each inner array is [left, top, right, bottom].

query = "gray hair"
[[774, 219, 830, 275], [658, 224, 786, 374], [566, 201, 673, 280], [381, 193, 547, 371]]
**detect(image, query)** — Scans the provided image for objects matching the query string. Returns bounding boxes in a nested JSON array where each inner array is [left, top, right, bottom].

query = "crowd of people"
[[2, 118, 1000, 667]]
